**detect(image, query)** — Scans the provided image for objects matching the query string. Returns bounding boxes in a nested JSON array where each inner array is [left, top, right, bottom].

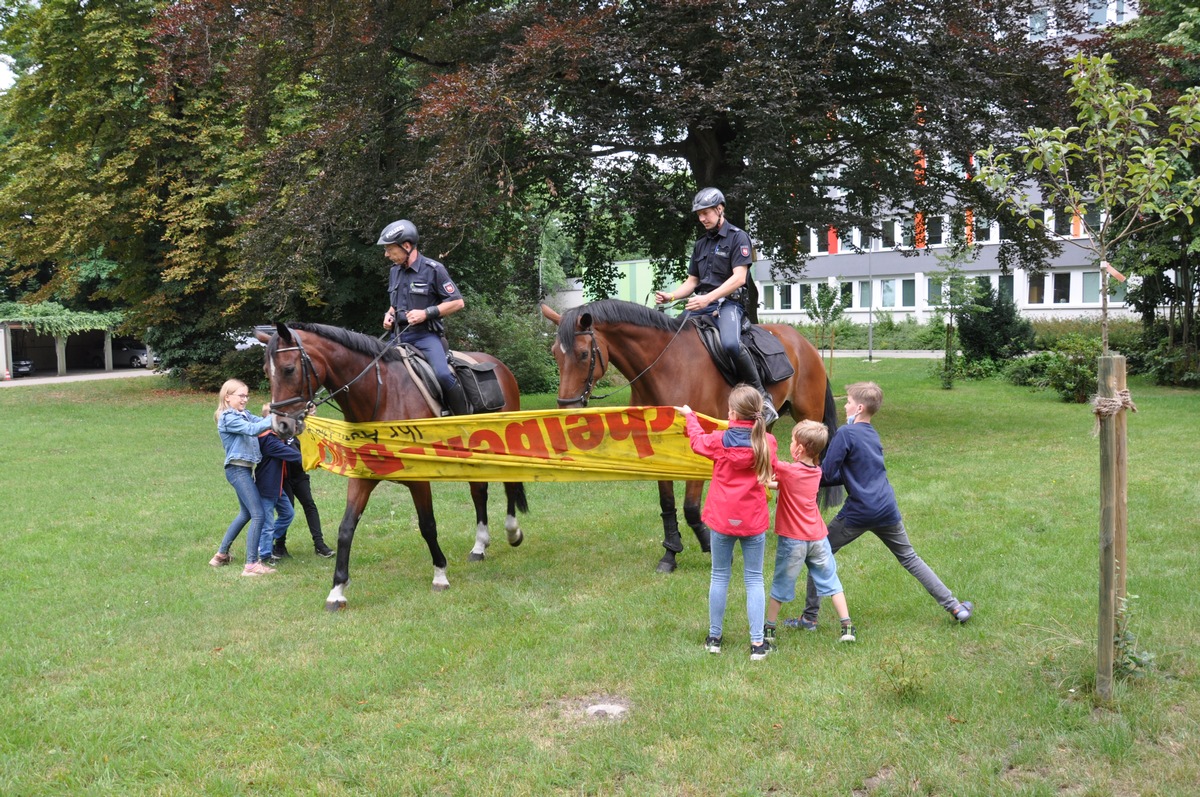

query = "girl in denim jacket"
[[208, 379, 277, 576]]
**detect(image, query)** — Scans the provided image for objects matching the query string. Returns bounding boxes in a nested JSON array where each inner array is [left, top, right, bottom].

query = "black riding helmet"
[[377, 219, 419, 247], [691, 187, 725, 213]]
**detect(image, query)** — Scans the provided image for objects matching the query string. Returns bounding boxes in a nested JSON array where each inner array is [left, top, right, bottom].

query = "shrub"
[[1004, 352, 1057, 388], [183, 347, 268, 393], [1131, 342, 1200, 388], [956, 289, 1035, 362], [1030, 316, 1142, 354], [1044, 333, 1100, 403]]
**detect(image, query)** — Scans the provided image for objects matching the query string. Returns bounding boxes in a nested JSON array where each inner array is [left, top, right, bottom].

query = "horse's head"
[[261, 322, 319, 438], [541, 303, 608, 407]]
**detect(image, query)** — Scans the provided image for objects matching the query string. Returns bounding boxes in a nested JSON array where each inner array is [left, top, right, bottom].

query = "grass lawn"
[[1, 359, 1197, 796]]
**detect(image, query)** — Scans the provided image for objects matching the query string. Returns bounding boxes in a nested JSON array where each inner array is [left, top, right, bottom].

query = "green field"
[[2, 359, 1197, 796]]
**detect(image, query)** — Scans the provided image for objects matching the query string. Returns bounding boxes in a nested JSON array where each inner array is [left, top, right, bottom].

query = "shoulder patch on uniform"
[[443, 281, 457, 294], [741, 246, 750, 257]]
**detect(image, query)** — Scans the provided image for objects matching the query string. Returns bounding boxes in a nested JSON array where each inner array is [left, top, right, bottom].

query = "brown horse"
[[257, 322, 528, 609], [541, 299, 838, 573]]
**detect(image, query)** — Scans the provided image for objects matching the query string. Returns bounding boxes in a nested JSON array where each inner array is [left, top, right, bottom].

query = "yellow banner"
[[297, 407, 725, 482]]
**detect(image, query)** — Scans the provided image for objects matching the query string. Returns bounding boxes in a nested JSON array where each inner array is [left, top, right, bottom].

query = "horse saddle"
[[394, 344, 507, 415], [691, 317, 796, 387]]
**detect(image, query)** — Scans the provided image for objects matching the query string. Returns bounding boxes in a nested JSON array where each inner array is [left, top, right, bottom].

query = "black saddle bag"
[[452, 359, 506, 413]]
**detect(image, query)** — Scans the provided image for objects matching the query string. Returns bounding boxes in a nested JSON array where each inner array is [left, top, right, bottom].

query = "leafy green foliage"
[[956, 288, 1036, 363], [0, 301, 123, 337], [447, 289, 558, 394], [1043, 333, 1101, 403]]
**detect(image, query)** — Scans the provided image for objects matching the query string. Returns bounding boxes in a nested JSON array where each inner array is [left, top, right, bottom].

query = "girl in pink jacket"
[[680, 384, 778, 660]]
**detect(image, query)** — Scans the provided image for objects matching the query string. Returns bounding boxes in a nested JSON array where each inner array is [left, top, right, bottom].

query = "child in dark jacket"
[[273, 435, 334, 558], [255, 426, 302, 565]]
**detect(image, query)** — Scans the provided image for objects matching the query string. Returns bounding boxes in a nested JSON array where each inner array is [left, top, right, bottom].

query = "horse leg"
[[503, 482, 526, 547], [326, 478, 379, 612], [468, 482, 491, 562], [683, 480, 711, 553], [657, 480, 683, 574], [407, 482, 450, 591]]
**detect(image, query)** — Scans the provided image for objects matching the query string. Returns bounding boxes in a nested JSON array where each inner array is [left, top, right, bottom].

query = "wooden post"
[[1113, 357, 1129, 603], [1096, 355, 1123, 703]]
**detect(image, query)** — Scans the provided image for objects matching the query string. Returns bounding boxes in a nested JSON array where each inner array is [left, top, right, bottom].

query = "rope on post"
[[1091, 389, 1137, 436]]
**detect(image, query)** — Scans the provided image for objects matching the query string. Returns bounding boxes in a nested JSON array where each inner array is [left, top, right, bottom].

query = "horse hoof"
[[467, 552, 486, 562], [508, 530, 524, 547], [656, 560, 677, 574], [432, 582, 450, 592], [324, 600, 347, 612]]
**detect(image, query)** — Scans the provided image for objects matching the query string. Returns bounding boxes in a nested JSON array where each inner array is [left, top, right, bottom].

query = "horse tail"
[[507, 482, 529, 514], [818, 377, 845, 510]]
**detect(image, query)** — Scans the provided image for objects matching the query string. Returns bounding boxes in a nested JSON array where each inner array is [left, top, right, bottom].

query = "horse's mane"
[[555, 299, 684, 350], [272, 322, 407, 363]]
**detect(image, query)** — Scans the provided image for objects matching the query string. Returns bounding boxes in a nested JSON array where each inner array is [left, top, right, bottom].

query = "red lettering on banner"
[[565, 414, 606, 450], [604, 408, 665, 459], [541, 416, 571, 455], [356, 442, 408, 476], [468, 429, 505, 455], [431, 437, 472, 458], [504, 419, 552, 459]]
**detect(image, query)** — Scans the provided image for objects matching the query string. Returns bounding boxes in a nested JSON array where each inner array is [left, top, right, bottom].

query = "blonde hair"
[[791, 419, 829, 463], [846, 381, 883, 417], [215, 379, 248, 423], [728, 384, 773, 484]]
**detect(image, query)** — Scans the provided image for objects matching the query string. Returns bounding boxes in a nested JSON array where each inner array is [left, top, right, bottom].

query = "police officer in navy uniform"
[[655, 187, 778, 425], [379, 219, 471, 416]]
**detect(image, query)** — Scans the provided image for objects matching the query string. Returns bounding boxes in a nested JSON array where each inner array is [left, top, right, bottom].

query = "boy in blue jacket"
[[795, 382, 973, 628], [255, 421, 303, 566]]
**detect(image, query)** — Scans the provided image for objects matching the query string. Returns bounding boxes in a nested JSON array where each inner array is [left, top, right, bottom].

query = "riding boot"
[[735, 346, 778, 426], [443, 380, 471, 416]]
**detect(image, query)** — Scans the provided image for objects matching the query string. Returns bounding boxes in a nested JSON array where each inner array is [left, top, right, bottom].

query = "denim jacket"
[[218, 409, 274, 466]]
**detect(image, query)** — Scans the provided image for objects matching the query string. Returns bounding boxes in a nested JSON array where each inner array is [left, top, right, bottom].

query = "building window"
[[859, 280, 872, 308], [780, 283, 793, 310], [881, 221, 897, 249], [797, 283, 811, 308], [1083, 206, 1102, 232], [901, 278, 915, 307], [797, 227, 811, 255], [840, 282, 853, 308], [1089, 0, 1107, 27], [1053, 207, 1073, 236], [881, 279, 896, 308], [999, 274, 1014, 302], [1030, 9, 1048, 40], [926, 215, 944, 246], [901, 220, 914, 248], [1028, 274, 1045, 304], [763, 284, 775, 310], [1112, 280, 1127, 303], [816, 228, 830, 253], [975, 215, 993, 244], [1083, 271, 1100, 303], [1053, 273, 1070, 304], [976, 276, 992, 295], [927, 277, 943, 305]]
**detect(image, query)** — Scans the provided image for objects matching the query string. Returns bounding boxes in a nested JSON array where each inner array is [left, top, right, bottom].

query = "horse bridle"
[[267, 329, 388, 423], [560, 316, 696, 407]]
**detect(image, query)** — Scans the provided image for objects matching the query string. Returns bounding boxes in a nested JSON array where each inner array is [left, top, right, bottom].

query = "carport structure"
[[0, 302, 128, 378]]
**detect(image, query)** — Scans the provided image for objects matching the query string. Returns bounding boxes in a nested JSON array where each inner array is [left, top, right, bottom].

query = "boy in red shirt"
[[765, 420, 856, 645]]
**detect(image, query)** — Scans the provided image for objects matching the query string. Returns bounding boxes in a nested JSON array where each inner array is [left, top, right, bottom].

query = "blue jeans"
[[709, 530, 767, 644], [685, 298, 745, 359], [258, 492, 295, 560], [770, 536, 843, 604], [401, 329, 458, 393], [220, 465, 264, 565]]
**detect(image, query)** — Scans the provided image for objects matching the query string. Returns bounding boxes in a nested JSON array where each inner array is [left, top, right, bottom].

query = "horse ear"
[[275, 322, 293, 344], [579, 312, 594, 332], [540, 304, 561, 325]]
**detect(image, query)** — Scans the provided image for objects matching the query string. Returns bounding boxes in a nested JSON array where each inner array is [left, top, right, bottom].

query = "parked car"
[[12, 359, 35, 377], [89, 338, 160, 368]]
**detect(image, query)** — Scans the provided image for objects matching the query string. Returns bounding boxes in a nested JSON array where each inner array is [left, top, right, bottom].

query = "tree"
[[803, 277, 844, 378]]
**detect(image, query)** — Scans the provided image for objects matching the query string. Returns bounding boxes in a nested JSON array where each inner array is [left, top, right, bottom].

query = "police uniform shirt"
[[688, 220, 754, 294], [388, 254, 460, 333]]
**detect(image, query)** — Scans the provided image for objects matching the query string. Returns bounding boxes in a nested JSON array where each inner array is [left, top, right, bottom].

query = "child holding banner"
[[679, 385, 778, 661], [209, 379, 276, 576]]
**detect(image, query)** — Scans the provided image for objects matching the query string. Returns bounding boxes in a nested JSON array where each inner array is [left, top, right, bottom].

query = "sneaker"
[[764, 623, 777, 644], [242, 562, 276, 576], [272, 542, 292, 559], [839, 624, 858, 643], [314, 543, 334, 558], [783, 616, 818, 632], [750, 642, 771, 661], [949, 600, 974, 624], [705, 635, 723, 654], [263, 554, 283, 566], [208, 552, 231, 567]]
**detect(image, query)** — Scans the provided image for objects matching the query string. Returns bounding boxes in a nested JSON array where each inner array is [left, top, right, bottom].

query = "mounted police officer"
[[379, 219, 470, 416], [655, 187, 778, 425]]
